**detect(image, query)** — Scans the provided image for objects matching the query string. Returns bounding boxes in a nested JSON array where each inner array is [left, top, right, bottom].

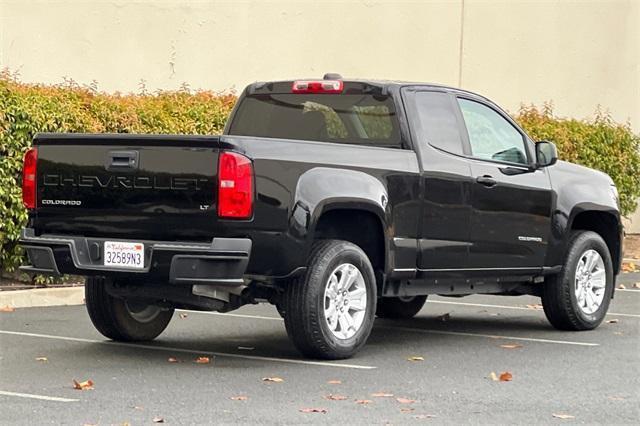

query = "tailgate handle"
[[107, 151, 139, 170]]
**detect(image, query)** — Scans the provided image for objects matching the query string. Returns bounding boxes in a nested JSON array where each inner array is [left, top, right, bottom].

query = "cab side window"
[[457, 98, 528, 165], [414, 91, 465, 155]]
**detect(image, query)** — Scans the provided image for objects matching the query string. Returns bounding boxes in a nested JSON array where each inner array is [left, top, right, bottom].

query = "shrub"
[[516, 104, 640, 216], [0, 73, 236, 272], [0, 75, 638, 274]]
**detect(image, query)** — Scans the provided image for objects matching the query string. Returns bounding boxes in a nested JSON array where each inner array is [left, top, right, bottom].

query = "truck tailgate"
[[33, 134, 220, 242]]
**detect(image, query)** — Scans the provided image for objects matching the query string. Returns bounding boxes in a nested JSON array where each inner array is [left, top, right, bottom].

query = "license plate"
[[104, 241, 144, 269]]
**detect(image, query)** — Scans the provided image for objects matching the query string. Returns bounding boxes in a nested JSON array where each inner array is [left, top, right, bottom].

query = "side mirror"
[[535, 141, 558, 168]]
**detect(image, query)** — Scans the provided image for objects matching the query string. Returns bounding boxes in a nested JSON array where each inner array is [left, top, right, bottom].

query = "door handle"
[[476, 175, 497, 187]]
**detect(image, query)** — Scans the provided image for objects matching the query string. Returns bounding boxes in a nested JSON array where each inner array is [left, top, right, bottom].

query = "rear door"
[[454, 96, 553, 270], [403, 88, 473, 270]]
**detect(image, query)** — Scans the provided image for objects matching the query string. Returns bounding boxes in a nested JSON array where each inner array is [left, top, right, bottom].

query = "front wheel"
[[282, 240, 377, 360], [85, 277, 174, 341], [541, 231, 614, 331]]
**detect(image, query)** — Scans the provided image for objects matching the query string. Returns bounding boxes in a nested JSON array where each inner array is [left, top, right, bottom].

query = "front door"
[[455, 97, 553, 270]]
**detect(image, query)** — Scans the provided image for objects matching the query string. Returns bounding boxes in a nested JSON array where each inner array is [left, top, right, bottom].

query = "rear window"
[[227, 93, 402, 148]]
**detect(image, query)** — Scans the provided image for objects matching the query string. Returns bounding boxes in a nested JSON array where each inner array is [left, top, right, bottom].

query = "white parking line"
[[426, 300, 640, 318], [0, 390, 78, 402], [179, 310, 283, 322], [375, 325, 599, 346], [182, 311, 599, 346], [0, 330, 375, 370]]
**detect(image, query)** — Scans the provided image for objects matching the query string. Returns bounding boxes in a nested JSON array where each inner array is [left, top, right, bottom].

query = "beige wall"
[[1, 0, 637, 128], [1, 0, 640, 224]]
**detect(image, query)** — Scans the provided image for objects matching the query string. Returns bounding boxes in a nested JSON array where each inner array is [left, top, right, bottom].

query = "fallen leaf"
[[526, 304, 543, 310], [167, 357, 179, 363], [407, 356, 424, 361], [35, 357, 48, 362], [262, 377, 284, 383], [0, 305, 15, 313], [327, 380, 342, 384], [618, 284, 627, 289], [195, 356, 210, 364], [414, 414, 437, 419], [133, 406, 144, 411], [152, 417, 164, 423], [489, 372, 499, 381], [237, 346, 255, 351], [179, 313, 188, 319], [72, 379, 94, 390], [614, 331, 624, 335], [396, 397, 417, 404], [633, 283, 640, 289], [500, 344, 523, 349], [299, 408, 327, 414], [552, 413, 575, 419], [324, 394, 348, 401], [230, 395, 248, 401], [437, 313, 451, 322], [606, 319, 619, 324], [371, 392, 394, 397], [401, 408, 415, 413], [621, 262, 636, 273], [499, 372, 513, 382], [355, 399, 372, 405], [607, 396, 625, 401]]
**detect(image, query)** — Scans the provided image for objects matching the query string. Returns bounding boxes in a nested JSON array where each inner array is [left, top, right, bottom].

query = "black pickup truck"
[[19, 75, 622, 359]]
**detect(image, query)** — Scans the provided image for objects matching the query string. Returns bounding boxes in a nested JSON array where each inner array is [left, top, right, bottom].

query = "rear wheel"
[[85, 277, 174, 341], [376, 295, 427, 319], [541, 231, 613, 331], [282, 240, 377, 359]]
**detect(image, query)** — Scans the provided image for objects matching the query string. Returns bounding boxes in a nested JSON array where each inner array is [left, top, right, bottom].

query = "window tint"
[[413, 91, 464, 155], [457, 98, 528, 165], [228, 94, 402, 148]]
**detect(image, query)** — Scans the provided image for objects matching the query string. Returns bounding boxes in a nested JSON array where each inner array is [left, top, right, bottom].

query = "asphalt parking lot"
[[1, 289, 638, 425]]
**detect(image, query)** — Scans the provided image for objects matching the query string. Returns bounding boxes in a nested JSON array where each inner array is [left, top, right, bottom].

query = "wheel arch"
[[310, 204, 388, 280], [568, 208, 622, 273], [292, 167, 391, 278]]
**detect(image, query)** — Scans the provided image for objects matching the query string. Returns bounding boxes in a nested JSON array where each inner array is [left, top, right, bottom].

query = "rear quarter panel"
[[223, 136, 421, 277]]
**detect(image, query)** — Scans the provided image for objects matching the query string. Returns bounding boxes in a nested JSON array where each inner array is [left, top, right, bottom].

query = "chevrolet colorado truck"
[[19, 75, 622, 359]]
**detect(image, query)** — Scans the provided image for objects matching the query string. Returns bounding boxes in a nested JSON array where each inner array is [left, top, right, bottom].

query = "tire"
[[542, 231, 614, 331], [376, 295, 427, 319], [275, 303, 287, 319], [85, 277, 174, 341], [282, 240, 377, 360]]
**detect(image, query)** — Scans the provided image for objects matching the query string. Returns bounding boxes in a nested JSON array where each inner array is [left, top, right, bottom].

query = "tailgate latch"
[[106, 150, 139, 171]]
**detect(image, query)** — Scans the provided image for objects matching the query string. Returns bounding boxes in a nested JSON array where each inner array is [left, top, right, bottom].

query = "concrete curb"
[[0, 287, 84, 309]]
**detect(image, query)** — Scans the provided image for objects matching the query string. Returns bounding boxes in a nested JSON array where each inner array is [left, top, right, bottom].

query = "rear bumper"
[[19, 228, 251, 285]]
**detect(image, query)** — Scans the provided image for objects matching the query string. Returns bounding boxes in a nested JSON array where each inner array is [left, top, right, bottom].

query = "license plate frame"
[[103, 241, 145, 269]]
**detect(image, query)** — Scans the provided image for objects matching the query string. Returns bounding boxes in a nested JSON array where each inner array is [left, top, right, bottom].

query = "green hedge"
[[517, 103, 640, 215], [1, 75, 639, 273], [0, 75, 236, 273]]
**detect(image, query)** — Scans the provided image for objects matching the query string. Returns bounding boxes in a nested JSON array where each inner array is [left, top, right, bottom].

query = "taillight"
[[22, 147, 38, 209], [292, 80, 343, 94], [218, 151, 253, 219]]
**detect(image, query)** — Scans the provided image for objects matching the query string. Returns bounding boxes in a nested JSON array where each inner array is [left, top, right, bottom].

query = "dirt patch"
[[623, 235, 640, 260], [0, 272, 83, 292]]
